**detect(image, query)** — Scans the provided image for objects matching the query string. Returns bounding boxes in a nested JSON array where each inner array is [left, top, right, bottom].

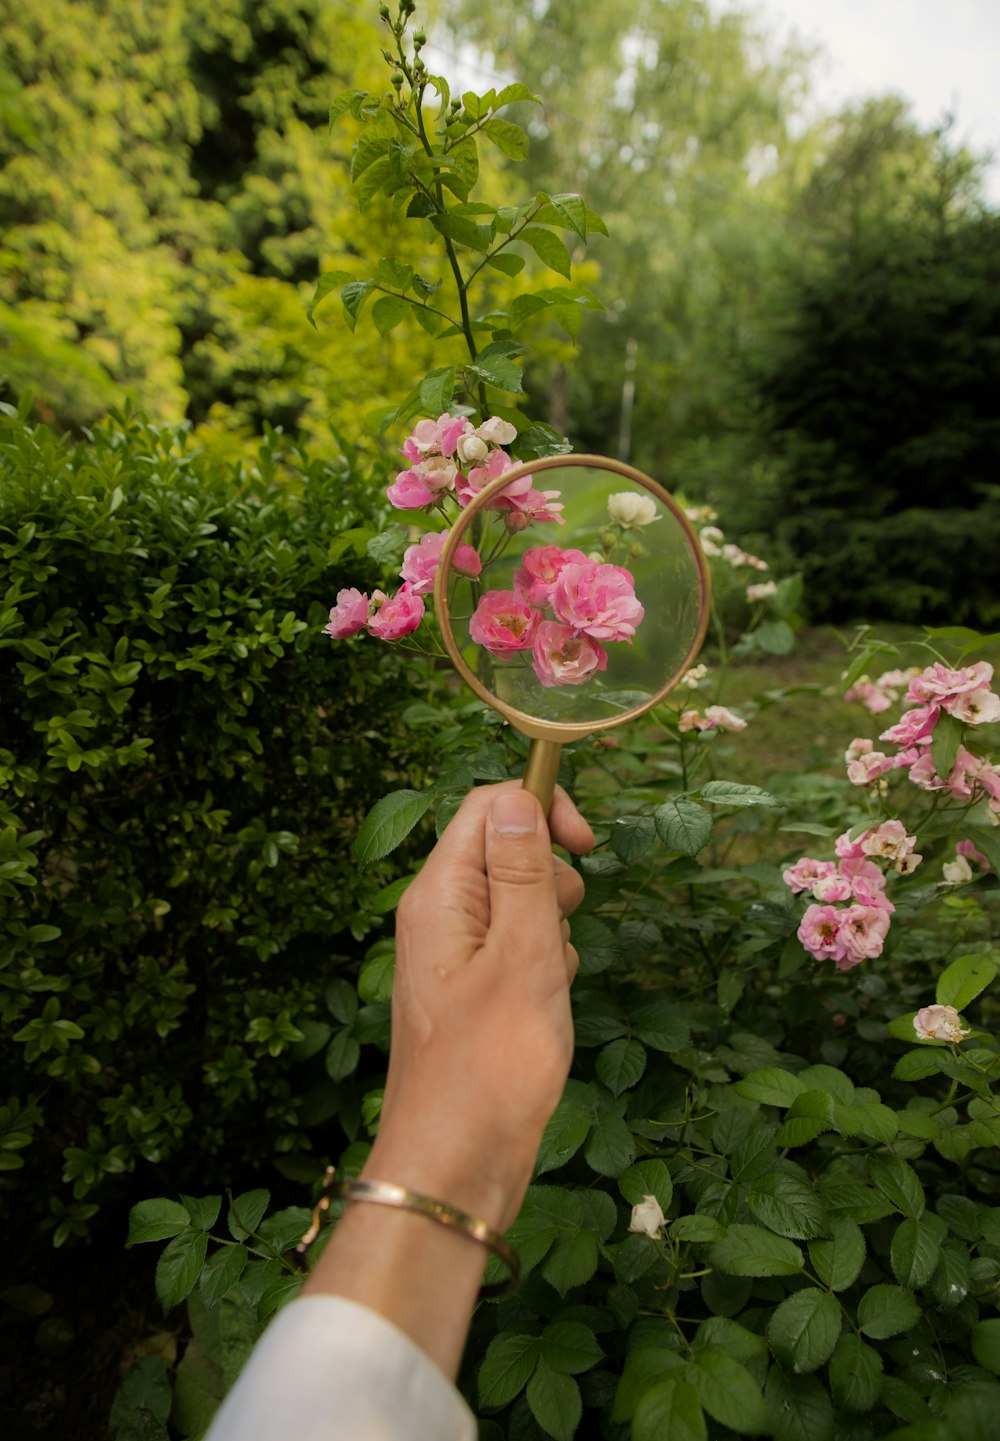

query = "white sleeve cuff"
[[204, 1294, 477, 1441]]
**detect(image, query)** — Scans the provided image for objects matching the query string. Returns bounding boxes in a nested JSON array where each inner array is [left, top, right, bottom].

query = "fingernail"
[[491, 790, 539, 834]]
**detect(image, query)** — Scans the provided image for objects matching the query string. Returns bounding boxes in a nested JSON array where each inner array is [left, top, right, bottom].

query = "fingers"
[[548, 785, 596, 856], [553, 854, 585, 920], [482, 789, 564, 971]]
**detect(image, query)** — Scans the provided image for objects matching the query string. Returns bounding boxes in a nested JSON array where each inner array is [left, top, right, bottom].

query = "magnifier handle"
[[521, 739, 562, 817]]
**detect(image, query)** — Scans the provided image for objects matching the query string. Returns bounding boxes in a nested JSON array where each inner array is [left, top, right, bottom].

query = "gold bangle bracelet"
[[296, 1166, 520, 1299]]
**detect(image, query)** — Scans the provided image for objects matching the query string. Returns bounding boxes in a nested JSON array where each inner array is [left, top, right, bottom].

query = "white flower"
[[942, 855, 974, 885], [700, 526, 725, 545], [948, 688, 1000, 725], [628, 1195, 666, 1238], [746, 581, 777, 603], [681, 664, 708, 689], [475, 416, 518, 447], [607, 491, 660, 528], [455, 433, 489, 465], [914, 1004, 970, 1043]]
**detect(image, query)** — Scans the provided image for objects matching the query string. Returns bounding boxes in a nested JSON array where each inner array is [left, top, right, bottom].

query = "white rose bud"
[[475, 416, 518, 447], [455, 433, 489, 465], [913, 1004, 970, 1043], [746, 581, 778, 603], [942, 855, 973, 885], [628, 1195, 667, 1238], [607, 491, 660, 528]]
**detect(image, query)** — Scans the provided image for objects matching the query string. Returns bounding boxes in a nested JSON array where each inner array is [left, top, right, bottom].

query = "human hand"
[[364, 782, 594, 1233]]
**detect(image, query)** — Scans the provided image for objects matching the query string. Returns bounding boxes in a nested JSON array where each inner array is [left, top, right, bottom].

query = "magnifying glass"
[[433, 454, 711, 813]]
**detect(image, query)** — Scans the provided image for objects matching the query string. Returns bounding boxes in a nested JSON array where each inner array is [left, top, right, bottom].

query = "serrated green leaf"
[[535, 192, 589, 240], [569, 913, 618, 977], [700, 781, 782, 809], [833, 1100, 899, 1143], [735, 1069, 806, 1107], [630, 996, 690, 1053], [353, 789, 433, 867], [155, 1230, 208, 1311], [869, 1155, 925, 1218], [486, 251, 526, 276], [494, 83, 541, 109], [127, 1199, 191, 1247], [612, 1345, 685, 1423], [620, 1159, 673, 1213], [749, 1172, 829, 1240], [227, 1189, 269, 1241], [828, 1333, 883, 1413], [634, 1379, 706, 1441], [670, 1214, 724, 1242], [686, 1348, 766, 1434], [609, 812, 656, 862], [764, 1366, 834, 1441], [585, 1111, 635, 1177], [478, 1331, 540, 1408], [324, 1027, 360, 1082], [709, 1224, 803, 1277], [419, 367, 456, 414], [891, 1213, 947, 1288], [937, 953, 998, 1010], [340, 279, 375, 331], [808, 1219, 865, 1291], [857, 1283, 920, 1338], [596, 1038, 646, 1095], [179, 1195, 221, 1232], [306, 269, 354, 326], [931, 710, 964, 784], [654, 799, 713, 855], [767, 1288, 841, 1373], [971, 1318, 1000, 1375], [539, 1320, 602, 1375], [526, 1358, 581, 1441], [540, 1231, 598, 1296], [200, 1245, 248, 1309]]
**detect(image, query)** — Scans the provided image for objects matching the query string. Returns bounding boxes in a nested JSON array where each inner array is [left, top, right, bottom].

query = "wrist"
[[364, 1125, 537, 1234]]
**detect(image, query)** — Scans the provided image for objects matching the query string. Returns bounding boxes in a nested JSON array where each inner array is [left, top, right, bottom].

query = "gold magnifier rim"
[[433, 453, 712, 742]]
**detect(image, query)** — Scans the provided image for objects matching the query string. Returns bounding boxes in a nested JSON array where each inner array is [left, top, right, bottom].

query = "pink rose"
[[957, 839, 991, 871], [531, 622, 608, 688], [798, 904, 849, 964], [813, 873, 854, 903], [501, 486, 565, 527], [945, 687, 1000, 725], [879, 704, 940, 747], [844, 679, 894, 714], [838, 904, 892, 966], [457, 447, 516, 506], [469, 590, 543, 655], [859, 820, 918, 864], [914, 1004, 969, 1043], [387, 468, 435, 510], [702, 705, 747, 733], [514, 546, 590, 606], [678, 710, 702, 733], [783, 858, 837, 894], [400, 531, 481, 595], [367, 584, 425, 641], [906, 661, 993, 705], [552, 561, 644, 643], [835, 830, 868, 860], [401, 413, 471, 461], [324, 588, 370, 639]]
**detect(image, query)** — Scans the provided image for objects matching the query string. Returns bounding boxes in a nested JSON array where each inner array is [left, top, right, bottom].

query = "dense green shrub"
[[0, 404, 449, 1243]]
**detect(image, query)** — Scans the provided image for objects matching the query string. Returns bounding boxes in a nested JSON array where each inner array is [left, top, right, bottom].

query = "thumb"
[[484, 789, 563, 966]]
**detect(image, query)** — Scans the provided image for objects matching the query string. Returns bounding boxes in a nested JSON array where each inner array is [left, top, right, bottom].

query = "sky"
[[741, 0, 1000, 200]]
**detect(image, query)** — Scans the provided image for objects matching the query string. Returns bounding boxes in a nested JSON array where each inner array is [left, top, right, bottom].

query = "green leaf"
[[109, 1355, 173, 1434], [709, 1224, 803, 1277], [526, 1359, 581, 1441], [539, 1320, 602, 1375], [482, 117, 529, 159], [419, 367, 456, 415], [620, 1159, 673, 1214], [340, 279, 375, 332], [306, 269, 353, 327], [776, 1090, 835, 1148], [700, 781, 782, 809], [596, 1038, 646, 1095], [127, 1199, 191, 1247], [478, 1331, 540, 1408], [654, 799, 713, 855], [569, 914, 618, 976], [931, 709, 964, 783], [200, 1245, 248, 1309], [891, 1214, 947, 1288], [937, 953, 998, 1010], [227, 1189, 269, 1241], [520, 226, 572, 278], [971, 1318, 1000, 1375], [833, 1100, 899, 1143], [584, 1111, 635, 1177], [807, 1218, 865, 1291], [612, 1345, 685, 1423], [868, 1155, 925, 1218], [630, 996, 690, 1053], [26, 924, 61, 943], [767, 1289, 841, 1373], [634, 1379, 707, 1441], [486, 252, 526, 276], [764, 1367, 834, 1441], [371, 294, 410, 336], [755, 619, 796, 655], [748, 1172, 830, 1240], [155, 1230, 208, 1311], [179, 1195, 221, 1232], [686, 1349, 766, 1435], [880, 1376, 933, 1424], [467, 352, 523, 393], [541, 1231, 599, 1295], [325, 1027, 360, 1082], [534, 1094, 592, 1175], [669, 1214, 724, 1242], [353, 789, 433, 867], [494, 83, 542, 109], [735, 1069, 806, 1108], [828, 1333, 883, 1413], [534, 192, 589, 240], [609, 812, 656, 862], [857, 1283, 921, 1338]]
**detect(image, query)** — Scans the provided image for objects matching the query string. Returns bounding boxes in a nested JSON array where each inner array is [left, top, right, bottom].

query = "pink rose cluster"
[[844, 662, 1000, 821], [468, 545, 644, 688], [324, 531, 483, 644], [678, 705, 747, 734], [386, 413, 563, 528], [844, 667, 920, 715], [784, 820, 922, 971]]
